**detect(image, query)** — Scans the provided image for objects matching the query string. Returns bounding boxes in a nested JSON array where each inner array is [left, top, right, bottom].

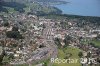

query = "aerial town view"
[[0, 0, 100, 66]]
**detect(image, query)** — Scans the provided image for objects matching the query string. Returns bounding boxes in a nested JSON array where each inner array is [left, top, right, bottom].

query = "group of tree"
[[0, 0, 26, 13], [78, 52, 83, 58], [0, 49, 6, 64], [54, 34, 72, 48], [63, 34, 72, 47], [6, 26, 23, 39], [54, 37, 61, 48]]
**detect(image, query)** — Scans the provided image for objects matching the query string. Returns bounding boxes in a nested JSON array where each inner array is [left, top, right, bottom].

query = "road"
[[26, 21, 58, 66], [43, 21, 58, 66]]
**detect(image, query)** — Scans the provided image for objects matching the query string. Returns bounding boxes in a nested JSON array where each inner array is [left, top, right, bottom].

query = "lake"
[[54, 0, 100, 17]]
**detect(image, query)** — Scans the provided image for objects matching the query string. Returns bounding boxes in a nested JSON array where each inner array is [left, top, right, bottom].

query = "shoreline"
[[51, 0, 100, 17]]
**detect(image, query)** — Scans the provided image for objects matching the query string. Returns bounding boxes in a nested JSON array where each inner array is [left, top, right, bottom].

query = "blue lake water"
[[54, 0, 100, 17]]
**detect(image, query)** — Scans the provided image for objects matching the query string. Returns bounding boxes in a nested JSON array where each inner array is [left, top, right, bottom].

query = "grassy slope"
[[52, 47, 82, 66], [81, 39, 100, 48], [92, 40, 100, 47]]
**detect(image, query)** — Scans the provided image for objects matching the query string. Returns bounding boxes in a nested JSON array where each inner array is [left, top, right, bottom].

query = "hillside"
[[34, 0, 68, 5], [0, 0, 62, 14]]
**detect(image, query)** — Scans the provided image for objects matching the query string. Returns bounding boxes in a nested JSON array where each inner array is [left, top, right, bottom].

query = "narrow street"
[[43, 22, 58, 66]]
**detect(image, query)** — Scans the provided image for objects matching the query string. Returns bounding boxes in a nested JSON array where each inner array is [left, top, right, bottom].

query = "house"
[[0, 17, 3, 22], [83, 51, 87, 57], [86, 34, 97, 38], [14, 54, 19, 57], [0, 26, 7, 31], [7, 26, 13, 31]]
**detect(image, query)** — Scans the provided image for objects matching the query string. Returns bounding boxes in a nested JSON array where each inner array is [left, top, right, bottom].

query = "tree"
[[12, 26, 19, 31], [39, 44, 45, 48], [43, 24, 46, 28], [8, 54, 14, 60], [43, 62, 47, 66], [0, 55, 3, 64], [78, 52, 83, 58], [3, 22, 9, 27], [87, 52, 91, 58], [6, 31, 23, 39], [54, 38, 61, 48], [63, 34, 72, 47], [0, 49, 5, 64], [97, 58, 100, 63], [60, 21, 67, 29]]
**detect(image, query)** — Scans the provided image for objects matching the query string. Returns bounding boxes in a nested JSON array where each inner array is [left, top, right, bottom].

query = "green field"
[[80, 39, 100, 48], [52, 47, 82, 66], [92, 40, 100, 47]]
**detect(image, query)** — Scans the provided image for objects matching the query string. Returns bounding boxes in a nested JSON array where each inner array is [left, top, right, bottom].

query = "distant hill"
[[0, 0, 26, 13], [34, 0, 66, 2], [34, 0, 68, 5], [0, 0, 62, 14]]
